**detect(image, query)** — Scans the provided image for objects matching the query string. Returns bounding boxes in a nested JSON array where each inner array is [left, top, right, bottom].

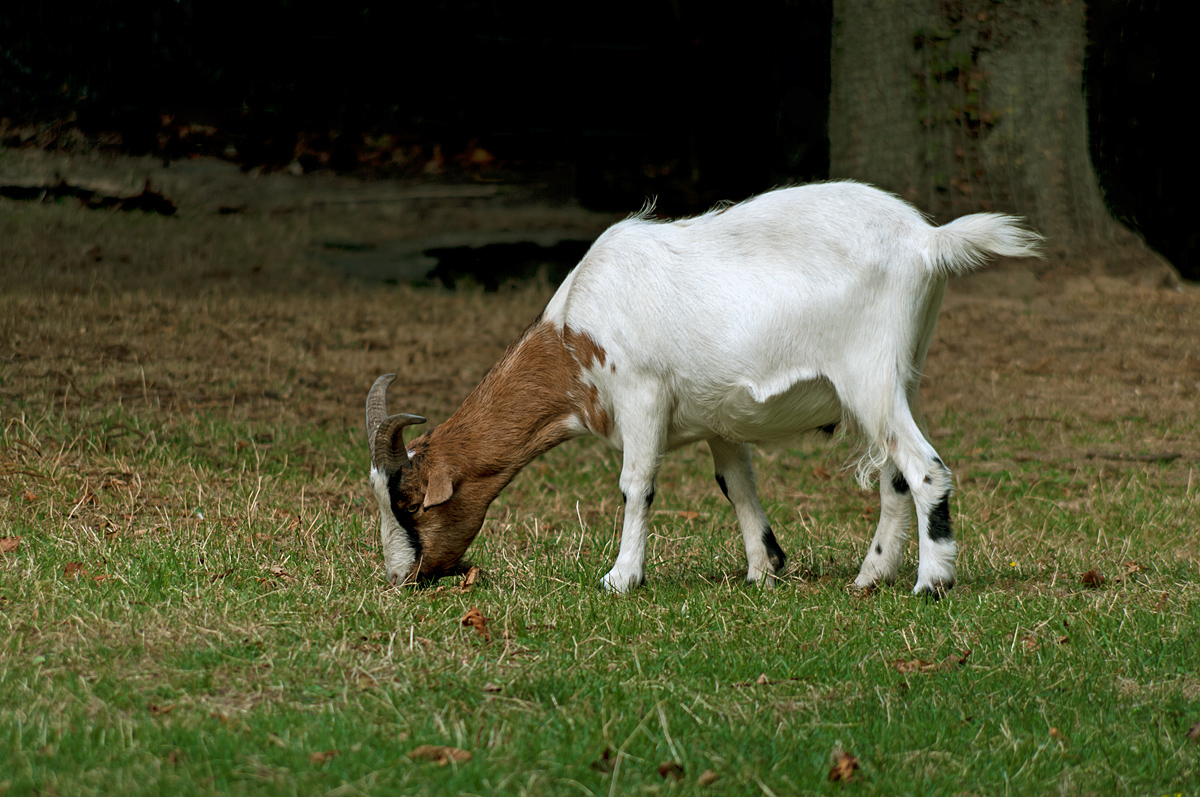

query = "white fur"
[[540, 181, 1040, 594]]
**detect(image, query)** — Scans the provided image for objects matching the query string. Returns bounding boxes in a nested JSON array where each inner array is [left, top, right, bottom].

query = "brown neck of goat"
[[405, 321, 610, 572]]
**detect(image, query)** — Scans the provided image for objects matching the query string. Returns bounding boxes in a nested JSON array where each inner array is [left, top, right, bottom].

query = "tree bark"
[[829, 0, 1173, 280]]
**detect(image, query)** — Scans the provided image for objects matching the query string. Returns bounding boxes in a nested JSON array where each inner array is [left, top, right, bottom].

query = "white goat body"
[[366, 181, 1041, 594]]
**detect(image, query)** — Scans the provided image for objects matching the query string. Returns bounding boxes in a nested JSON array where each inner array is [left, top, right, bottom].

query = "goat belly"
[[669, 375, 843, 446]]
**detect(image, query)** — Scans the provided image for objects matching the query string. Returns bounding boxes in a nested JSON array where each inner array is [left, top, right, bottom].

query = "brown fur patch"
[[397, 321, 611, 576]]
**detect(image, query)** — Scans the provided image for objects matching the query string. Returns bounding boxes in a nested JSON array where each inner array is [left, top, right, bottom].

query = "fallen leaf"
[[814, 465, 833, 481], [461, 607, 491, 643], [828, 750, 859, 782], [23, 490, 39, 503], [482, 682, 502, 693], [408, 745, 471, 766], [1187, 722, 1200, 742], [93, 573, 111, 583], [676, 510, 700, 521], [0, 537, 20, 554], [1049, 727, 1063, 740], [755, 673, 770, 686], [147, 702, 175, 715], [698, 769, 720, 786], [893, 649, 971, 674], [1124, 561, 1144, 575], [591, 746, 616, 773], [64, 562, 86, 578], [658, 761, 684, 782], [454, 565, 481, 593], [1081, 570, 1106, 588], [310, 750, 340, 765]]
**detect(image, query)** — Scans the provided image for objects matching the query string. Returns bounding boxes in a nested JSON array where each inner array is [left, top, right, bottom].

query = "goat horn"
[[366, 374, 426, 472]]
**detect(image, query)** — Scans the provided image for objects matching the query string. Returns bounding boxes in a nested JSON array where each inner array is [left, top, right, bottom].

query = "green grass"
[[2, 404, 1198, 796]]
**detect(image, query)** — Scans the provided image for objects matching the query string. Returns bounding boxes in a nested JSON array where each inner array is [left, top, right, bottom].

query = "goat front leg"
[[599, 389, 667, 593], [709, 437, 785, 585], [853, 461, 913, 589]]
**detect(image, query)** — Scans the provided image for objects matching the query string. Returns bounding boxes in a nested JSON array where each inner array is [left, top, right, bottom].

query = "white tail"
[[928, 213, 1044, 275]]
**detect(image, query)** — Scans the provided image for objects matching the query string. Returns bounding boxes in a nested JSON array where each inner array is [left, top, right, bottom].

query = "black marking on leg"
[[928, 494, 953, 541], [762, 525, 786, 572], [715, 474, 731, 502], [621, 491, 628, 505], [876, 543, 883, 555], [645, 488, 655, 507], [819, 422, 838, 436], [891, 472, 910, 494]]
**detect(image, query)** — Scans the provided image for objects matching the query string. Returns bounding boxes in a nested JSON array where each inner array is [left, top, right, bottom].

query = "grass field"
[[2, 193, 1199, 795]]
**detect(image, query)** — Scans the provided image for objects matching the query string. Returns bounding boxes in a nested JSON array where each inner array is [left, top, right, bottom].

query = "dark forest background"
[[0, 0, 1194, 279]]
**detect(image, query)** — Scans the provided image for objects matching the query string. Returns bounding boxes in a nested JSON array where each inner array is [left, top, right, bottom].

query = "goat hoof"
[[598, 572, 644, 593], [913, 580, 954, 600]]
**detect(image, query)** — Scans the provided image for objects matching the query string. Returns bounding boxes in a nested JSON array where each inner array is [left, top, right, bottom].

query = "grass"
[[2, 192, 1200, 795]]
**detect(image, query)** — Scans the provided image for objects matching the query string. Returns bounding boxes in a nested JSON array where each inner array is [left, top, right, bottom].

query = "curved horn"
[[373, 413, 426, 472], [366, 374, 426, 472], [366, 373, 398, 449]]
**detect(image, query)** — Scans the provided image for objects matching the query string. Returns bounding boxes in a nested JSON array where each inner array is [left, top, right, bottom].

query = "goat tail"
[[926, 213, 1043, 275]]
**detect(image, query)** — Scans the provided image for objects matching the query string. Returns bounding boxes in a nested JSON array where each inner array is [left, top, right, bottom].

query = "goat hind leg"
[[709, 437, 784, 585], [853, 461, 912, 589]]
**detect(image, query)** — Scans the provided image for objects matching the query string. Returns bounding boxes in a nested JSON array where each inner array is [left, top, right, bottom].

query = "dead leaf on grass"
[[658, 760, 684, 782], [755, 673, 770, 686], [64, 562, 86, 578], [698, 769, 720, 786], [1186, 722, 1200, 742], [453, 565, 481, 593], [893, 649, 971, 674], [1081, 569, 1106, 588], [147, 701, 175, 715], [591, 746, 616, 773], [676, 510, 700, 521], [828, 749, 859, 782], [23, 490, 39, 503], [310, 749, 340, 765], [407, 745, 471, 766], [461, 607, 491, 643], [0, 536, 21, 554]]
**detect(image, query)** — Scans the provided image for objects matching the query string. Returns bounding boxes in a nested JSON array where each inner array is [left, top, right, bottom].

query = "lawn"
[[2, 193, 1198, 795]]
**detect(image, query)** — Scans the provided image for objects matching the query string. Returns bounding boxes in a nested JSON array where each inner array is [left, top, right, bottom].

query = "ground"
[[1, 156, 1198, 795]]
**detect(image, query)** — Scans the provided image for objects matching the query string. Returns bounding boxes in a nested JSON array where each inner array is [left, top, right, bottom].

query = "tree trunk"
[[829, 0, 1173, 280]]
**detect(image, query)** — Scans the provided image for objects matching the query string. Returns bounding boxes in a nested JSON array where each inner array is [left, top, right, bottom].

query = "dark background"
[[1, 0, 1193, 278]]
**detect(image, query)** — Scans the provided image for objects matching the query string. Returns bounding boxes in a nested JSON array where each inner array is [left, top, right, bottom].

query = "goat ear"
[[422, 465, 454, 509]]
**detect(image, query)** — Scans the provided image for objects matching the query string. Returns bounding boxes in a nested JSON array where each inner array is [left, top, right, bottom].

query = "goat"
[[366, 181, 1041, 594]]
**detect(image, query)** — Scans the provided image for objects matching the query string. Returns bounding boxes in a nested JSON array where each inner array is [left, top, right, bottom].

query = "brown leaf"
[[310, 750, 340, 765], [814, 465, 833, 481], [1124, 561, 1144, 575], [1081, 569, 1106, 588], [407, 745, 471, 766], [23, 490, 39, 503], [828, 751, 859, 782], [0, 536, 20, 554], [1049, 726, 1064, 740], [697, 769, 720, 786], [893, 649, 971, 674], [676, 510, 700, 521], [453, 565, 481, 593], [461, 607, 492, 643], [755, 673, 770, 686], [64, 562, 86, 578], [482, 682, 502, 693], [147, 702, 175, 715], [658, 761, 684, 782], [591, 746, 616, 773], [1187, 722, 1200, 742]]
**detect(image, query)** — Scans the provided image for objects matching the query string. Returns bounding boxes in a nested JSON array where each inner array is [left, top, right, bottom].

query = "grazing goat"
[[366, 181, 1041, 594]]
